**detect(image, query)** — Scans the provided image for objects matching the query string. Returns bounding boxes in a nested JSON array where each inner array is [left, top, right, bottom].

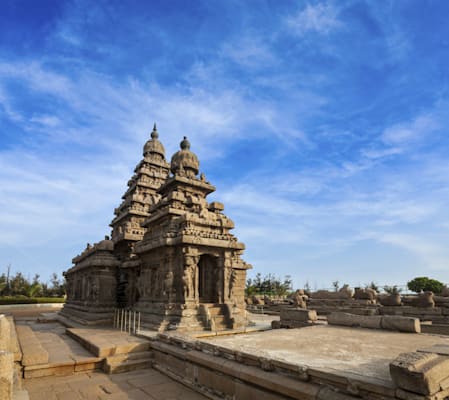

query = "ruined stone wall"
[[0, 315, 23, 400]]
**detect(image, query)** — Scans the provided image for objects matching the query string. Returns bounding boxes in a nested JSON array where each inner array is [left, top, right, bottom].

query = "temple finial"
[[180, 136, 190, 150], [151, 123, 159, 139]]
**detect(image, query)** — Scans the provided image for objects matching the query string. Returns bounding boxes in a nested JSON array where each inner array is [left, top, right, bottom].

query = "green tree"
[[407, 277, 444, 294], [0, 273, 6, 295], [245, 273, 293, 296], [9, 272, 29, 296]]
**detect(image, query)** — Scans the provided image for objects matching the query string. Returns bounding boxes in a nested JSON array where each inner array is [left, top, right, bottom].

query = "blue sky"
[[1, 0, 449, 289]]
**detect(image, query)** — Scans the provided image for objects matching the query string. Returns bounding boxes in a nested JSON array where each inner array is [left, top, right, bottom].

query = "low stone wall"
[[308, 298, 379, 316], [0, 314, 25, 400], [0, 315, 14, 400], [151, 333, 357, 399], [380, 305, 449, 324]]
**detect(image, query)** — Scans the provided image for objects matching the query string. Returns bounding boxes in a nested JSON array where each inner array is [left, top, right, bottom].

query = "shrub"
[[0, 297, 65, 305]]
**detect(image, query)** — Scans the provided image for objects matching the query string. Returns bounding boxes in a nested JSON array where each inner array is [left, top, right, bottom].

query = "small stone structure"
[[61, 126, 251, 332]]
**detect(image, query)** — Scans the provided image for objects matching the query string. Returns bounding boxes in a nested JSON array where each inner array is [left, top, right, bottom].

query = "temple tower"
[[110, 125, 170, 306], [134, 137, 251, 332]]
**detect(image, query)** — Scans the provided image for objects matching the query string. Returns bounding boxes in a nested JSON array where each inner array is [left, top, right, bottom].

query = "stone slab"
[[15, 326, 49, 366], [327, 312, 382, 329], [390, 351, 449, 395], [66, 328, 150, 358], [417, 344, 449, 356], [381, 315, 421, 333], [280, 308, 317, 322]]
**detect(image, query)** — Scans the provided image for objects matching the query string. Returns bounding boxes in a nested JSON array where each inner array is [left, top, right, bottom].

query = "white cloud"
[[221, 36, 276, 68], [0, 86, 23, 122], [286, 3, 342, 36], [381, 113, 439, 145]]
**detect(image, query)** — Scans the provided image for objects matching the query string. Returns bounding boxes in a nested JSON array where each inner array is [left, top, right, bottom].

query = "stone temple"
[[61, 125, 251, 332]]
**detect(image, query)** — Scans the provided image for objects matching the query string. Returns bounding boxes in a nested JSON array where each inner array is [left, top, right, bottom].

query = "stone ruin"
[[61, 125, 251, 332]]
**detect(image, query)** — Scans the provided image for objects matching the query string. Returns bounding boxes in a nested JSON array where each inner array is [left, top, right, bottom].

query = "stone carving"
[[441, 285, 449, 297], [409, 291, 435, 308], [229, 269, 237, 299], [312, 285, 354, 299], [378, 293, 402, 306], [163, 271, 174, 297], [291, 290, 307, 308], [354, 288, 377, 301], [182, 267, 193, 300]]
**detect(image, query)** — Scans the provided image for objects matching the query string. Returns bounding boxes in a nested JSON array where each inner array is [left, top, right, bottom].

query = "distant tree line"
[[246, 273, 292, 296], [0, 266, 65, 298]]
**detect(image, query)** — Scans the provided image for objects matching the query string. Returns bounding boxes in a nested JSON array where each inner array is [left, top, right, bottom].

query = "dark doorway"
[[198, 254, 218, 303]]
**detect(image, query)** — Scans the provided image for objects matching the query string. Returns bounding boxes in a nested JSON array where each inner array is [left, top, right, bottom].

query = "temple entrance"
[[198, 254, 218, 303]]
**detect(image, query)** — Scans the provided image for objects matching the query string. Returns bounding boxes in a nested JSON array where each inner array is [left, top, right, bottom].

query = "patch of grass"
[[0, 296, 65, 305]]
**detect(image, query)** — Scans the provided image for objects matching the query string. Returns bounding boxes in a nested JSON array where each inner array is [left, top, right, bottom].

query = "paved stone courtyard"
[[202, 324, 449, 383], [24, 369, 207, 400]]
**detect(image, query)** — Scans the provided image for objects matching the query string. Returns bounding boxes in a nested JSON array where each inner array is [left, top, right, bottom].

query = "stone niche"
[[62, 129, 251, 332]]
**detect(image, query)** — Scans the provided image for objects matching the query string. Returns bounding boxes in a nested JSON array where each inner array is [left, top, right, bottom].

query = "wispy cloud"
[[381, 113, 439, 145], [221, 36, 277, 68], [286, 3, 342, 36]]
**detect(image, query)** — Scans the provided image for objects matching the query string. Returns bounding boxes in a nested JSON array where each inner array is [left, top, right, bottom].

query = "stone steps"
[[103, 350, 153, 374], [201, 304, 233, 331], [66, 328, 150, 357], [15, 325, 49, 367]]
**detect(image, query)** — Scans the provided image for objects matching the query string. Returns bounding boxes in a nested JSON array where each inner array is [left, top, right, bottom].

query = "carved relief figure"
[[229, 269, 237, 299], [182, 266, 193, 299], [164, 270, 174, 296]]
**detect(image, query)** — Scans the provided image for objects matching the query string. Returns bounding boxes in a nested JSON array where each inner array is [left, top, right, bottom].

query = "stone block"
[[280, 308, 317, 322], [235, 381, 291, 400], [317, 387, 359, 399], [390, 351, 449, 395], [6, 317, 22, 362], [381, 315, 421, 333], [395, 388, 427, 399], [327, 312, 382, 329]]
